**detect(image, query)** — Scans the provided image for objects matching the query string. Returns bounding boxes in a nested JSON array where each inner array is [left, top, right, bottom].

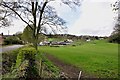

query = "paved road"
[[0, 45, 24, 53]]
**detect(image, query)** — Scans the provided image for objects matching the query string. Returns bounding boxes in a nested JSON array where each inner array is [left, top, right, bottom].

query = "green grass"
[[38, 40, 118, 78]]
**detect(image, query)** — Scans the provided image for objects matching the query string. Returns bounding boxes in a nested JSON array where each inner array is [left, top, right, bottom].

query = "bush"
[[108, 34, 120, 44], [15, 47, 37, 68], [15, 47, 39, 78], [2, 50, 19, 75], [4, 36, 22, 45]]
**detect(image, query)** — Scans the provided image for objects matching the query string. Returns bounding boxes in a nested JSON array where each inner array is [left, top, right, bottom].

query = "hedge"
[[15, 47, 39, 78]]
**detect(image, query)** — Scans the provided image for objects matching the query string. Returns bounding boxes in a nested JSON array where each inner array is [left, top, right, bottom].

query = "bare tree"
[[0, 0, 81, 49], [109, 1, 120, 43], [0, 0, 82, 77]]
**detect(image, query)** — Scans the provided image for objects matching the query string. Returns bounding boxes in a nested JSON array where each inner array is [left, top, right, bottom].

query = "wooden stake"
[[78, 71, 82, 80]]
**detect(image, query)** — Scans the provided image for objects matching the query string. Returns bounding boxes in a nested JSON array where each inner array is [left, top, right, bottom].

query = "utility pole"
[[8, 30, 9, 35]]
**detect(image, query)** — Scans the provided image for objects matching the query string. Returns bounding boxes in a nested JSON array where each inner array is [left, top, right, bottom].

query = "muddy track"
[[45, 54, 84, 78]]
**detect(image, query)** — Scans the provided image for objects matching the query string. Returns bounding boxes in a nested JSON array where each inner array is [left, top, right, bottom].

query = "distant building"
[[86, 39, 91, 42], [99, 38, 104, 40], [0, 33, 4, 45], [0, 33, 13, 45], [65, 39, 73, 43]]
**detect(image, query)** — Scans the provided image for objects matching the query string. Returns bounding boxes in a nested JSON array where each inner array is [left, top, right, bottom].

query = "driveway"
[[0, 45, 24, 53]]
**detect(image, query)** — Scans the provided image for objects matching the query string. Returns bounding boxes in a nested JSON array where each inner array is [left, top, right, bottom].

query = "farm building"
[[0, 33, 4, 45]]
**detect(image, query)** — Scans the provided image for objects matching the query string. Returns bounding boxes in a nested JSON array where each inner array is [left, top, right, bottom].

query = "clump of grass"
[[36, 51, 60, 78]]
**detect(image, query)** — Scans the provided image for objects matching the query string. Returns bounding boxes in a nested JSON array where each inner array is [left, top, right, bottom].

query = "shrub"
[[4, 36, 22, 45], [15, 47, 37, 68], [108, 33, 120, 44], [15, 47, 39, 78], [2, 50, 19, 75]]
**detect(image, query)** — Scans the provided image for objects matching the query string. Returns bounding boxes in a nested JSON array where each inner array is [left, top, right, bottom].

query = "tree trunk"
[[33, 37, 38, 50], [32, 32, 38, 50]]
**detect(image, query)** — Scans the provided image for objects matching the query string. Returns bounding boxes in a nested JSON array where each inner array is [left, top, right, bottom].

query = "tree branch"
[[37, 1, 48, 35], [1, 3, 33, 30]]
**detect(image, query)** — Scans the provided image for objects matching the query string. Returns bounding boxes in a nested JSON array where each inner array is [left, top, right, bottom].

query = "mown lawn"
[[38, 40, 118, 78]]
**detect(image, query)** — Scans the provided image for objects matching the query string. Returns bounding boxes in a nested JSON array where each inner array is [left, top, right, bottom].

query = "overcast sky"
[[0, 0, 117, 36]]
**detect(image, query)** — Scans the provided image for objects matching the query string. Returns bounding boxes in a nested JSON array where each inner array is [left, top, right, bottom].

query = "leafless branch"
[[1, 2, 33, 29]]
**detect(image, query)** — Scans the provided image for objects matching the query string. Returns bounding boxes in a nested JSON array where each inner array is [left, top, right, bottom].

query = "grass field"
[[38, 40, 118, 78]]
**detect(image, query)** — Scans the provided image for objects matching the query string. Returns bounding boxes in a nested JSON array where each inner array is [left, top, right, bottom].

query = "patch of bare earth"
[[45, 54, 89, 79]]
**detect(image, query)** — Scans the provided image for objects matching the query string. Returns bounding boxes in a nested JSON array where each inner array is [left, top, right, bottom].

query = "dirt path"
[[45, 54, 84, 79]]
